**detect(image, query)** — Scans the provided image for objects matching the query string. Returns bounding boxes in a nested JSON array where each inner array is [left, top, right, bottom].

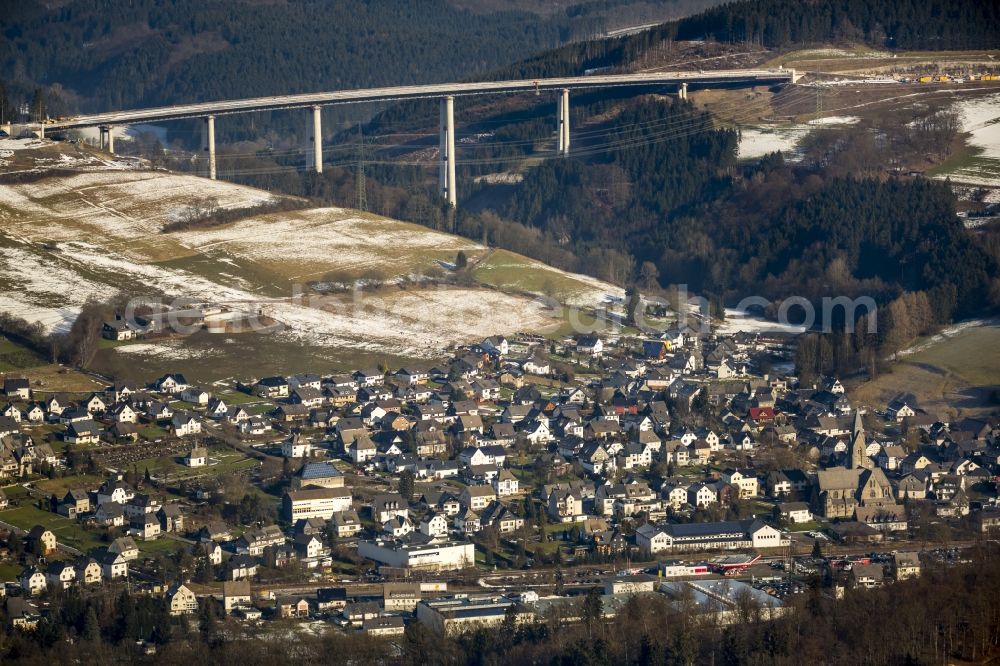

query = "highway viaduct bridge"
[[36, 69, 797, 206]]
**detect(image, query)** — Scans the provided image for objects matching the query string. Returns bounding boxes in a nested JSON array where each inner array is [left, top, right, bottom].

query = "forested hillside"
[[676, 0, 1000, 49], [0, 0, 562, 114], [0, 0, 722, 116], [473, 97, 996, 321], [500, 0, 1000, 80]]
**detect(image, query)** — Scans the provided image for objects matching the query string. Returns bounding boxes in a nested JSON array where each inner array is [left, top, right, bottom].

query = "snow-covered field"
[[0, 234, 557, 357], [114, 341, 213, 361], [0, 141, 570, 362], [714, 308, 808, 336], [738, 115, 861, 160], [0, 169, 278, 251], [737, 126, 808, 160], [264, 287, 557, 358], [933, 93, 1000, 187], [0, 295, 79, 334], [176, 208, 481, 281], [807, 115, 860, 126]]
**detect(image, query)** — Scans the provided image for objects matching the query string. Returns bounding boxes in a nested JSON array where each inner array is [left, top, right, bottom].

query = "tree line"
[[0, 296, 132, 370], [3, 545, 999, 664]]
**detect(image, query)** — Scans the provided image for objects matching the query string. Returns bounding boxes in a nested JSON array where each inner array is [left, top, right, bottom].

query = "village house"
[[223, 581, 253, 615], [27, 525, 57, 555], [167, 583, 198, 615], [171, 411, 201, 437]]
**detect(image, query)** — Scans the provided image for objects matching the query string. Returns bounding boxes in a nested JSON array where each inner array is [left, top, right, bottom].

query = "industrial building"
[[358, 537, 475, 571]]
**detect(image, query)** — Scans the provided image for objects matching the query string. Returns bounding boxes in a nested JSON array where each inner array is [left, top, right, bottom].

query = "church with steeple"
[[813, 410, 894, 518], [848, 410, 872, 470]]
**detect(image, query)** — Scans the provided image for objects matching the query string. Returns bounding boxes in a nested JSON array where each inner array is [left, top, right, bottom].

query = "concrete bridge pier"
[[99, 125, 114, 153], [680, 82, 688, 101], [205, 115, 216, 180], [558, 88, 570, 155], [439, 96, 456, 207], [312, 105, 323, 174]]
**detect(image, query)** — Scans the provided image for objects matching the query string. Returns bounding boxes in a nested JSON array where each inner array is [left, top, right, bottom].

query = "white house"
[[636, 524, 669, 554], [181, 387, 211, 405], [419, 512, 449, 538], [778, 502, 812, 524], [492, 469, 519, 497], [282, 434, 312, 459], [171, 412, 201, 437], [576, 335, 604, 356], [20, 568, 47, 596], [167, 583, 198, 615]]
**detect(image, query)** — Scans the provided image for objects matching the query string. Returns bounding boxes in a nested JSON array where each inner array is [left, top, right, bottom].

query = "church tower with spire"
[[848, 410, 871, 469]]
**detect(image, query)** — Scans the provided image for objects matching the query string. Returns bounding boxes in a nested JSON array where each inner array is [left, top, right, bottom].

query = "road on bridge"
[[40, 69, 796, 131]]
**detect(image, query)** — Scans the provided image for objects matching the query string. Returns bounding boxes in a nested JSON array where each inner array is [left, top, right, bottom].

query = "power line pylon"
[[356, 124, 367, 212]]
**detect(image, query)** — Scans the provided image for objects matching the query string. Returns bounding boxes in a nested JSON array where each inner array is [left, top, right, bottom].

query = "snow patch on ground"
[[176, 208, 481, 279], [934, 93, 1000, 187], [1, 170, 278, 244], [895, 316, 1000, 357], [737, 126, 808, 160], [0, 151, 565, 357], [114, 341, 212, 360], [0, 245, 107, 310], [714, 308, 808, 336], [0, 138, 46, 151], [738, 115, 863, 160], [263, 288, 556, 358], [807, 115, 860, 126], [0, 295, 79, 334], [0, 239, 556, 357], [955, 94, 1000, 160]]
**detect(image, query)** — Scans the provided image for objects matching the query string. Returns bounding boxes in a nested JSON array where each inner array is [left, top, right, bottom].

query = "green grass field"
[[910, 325, 1000, 386], [853, 323, 1000, 418], [0, 336, 47, 372], [1, 484, 31, 501], [0, 561, 23, 581], [215, 389, 264, 406], [473, 249, 615, 306], [32, 474, 107, 497], [0, 504, 104, 553], [138, 537, 184, 556]]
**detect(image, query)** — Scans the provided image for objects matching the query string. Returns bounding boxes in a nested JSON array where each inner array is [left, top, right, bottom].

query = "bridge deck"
[[43, 69, 794, 130]]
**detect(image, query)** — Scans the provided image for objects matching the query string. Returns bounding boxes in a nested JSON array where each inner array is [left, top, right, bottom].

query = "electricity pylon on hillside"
[[356, 124, 368, 212]]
